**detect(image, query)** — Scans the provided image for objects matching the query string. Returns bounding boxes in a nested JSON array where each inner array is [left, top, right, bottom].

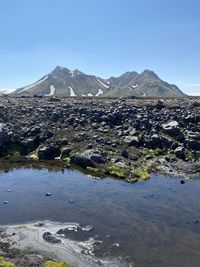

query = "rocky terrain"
[[0, 95, 199, 181], [11, 66, 185, 97]]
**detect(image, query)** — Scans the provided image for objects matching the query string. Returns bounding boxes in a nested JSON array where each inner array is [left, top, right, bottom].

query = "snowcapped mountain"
[[11, 66, 185, 97]]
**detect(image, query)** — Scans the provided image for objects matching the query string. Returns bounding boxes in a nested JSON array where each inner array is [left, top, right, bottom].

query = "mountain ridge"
[[11, 66, 185, 97]]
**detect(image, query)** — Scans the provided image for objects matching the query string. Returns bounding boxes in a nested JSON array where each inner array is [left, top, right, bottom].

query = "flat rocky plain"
[[0, 96, 200, 181]]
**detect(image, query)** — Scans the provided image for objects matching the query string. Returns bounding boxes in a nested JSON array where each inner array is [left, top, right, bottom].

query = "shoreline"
[[0, 97, 199, 183], [0, 220, 133, 267]]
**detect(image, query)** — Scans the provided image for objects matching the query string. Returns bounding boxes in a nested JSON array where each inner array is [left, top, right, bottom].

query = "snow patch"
[[45, 85, 56, 96], [70, 70, 74, 77], [87, 93, 93, 96], [96, 78, 110, 89], [105, 80, 110, 85], [96, 89, 103, 96], [69, 86, 76, 96], [19, 76, 48, 93]]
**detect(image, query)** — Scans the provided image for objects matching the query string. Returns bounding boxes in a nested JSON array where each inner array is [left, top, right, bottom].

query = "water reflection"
[[0, 162, 200, 266]]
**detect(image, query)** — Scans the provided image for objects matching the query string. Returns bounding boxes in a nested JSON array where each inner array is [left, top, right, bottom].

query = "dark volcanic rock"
[[162, 121, 181, 137], [0, 96, 200, 179], [37, 145, 60, 160], [71, 149, 105, 168], [0, 123, 13, 144], [43, 231, 61, 244]]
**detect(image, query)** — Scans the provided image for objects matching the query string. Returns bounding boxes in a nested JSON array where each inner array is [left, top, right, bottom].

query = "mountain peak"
[[11, 66, 185, 97], [141, 69, 159, 79]]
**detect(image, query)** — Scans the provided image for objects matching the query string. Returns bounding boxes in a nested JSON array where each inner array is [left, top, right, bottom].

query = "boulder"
[[37, 145, 60, 160], [60, 147, 71, 159], [124, 136, 140, 147], [174, 146, 185, 159], [185, 139, 200, 151], [162, 121, 181, 137], [70, 149, 105, 168], [21, 137, 38, 154]]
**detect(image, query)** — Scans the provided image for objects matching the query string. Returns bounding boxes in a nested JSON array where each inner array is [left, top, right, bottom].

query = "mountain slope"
[[11, 66, 185, 97]]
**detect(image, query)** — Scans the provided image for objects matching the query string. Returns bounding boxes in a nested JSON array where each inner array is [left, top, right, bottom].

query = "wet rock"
[[43, 231, 61, 244]]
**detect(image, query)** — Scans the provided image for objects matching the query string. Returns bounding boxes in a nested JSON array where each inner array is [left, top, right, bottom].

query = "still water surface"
[[0, 167, 200, 267]]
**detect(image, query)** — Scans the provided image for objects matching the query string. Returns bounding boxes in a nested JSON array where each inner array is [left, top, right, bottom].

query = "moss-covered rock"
[[86, 166, 99, 173], [131, 167, 150, 181], [0, 256, 15, 267], [107, 164, 129, 178], [137, 168, 150, 181]]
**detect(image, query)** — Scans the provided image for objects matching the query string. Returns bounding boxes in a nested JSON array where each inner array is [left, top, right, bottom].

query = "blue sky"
[[0, 0, 199, 95]]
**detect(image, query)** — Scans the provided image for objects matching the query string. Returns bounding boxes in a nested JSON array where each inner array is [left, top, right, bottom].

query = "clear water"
[[0, 165, 200, 267]]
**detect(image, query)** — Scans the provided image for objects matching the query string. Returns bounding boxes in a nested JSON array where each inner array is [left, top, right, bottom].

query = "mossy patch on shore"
[[86, 166, 99, 173], [0, 257, 15, 267], [128, 167, 150, 182], [32, 150, 39, 160], [61, 156, 71, 163], [107, 164, 129, 178], [44, 261, 69, 267], [136, 168, 150, 181]]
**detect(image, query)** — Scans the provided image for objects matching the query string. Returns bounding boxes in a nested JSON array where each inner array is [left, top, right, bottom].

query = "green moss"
[[138, 169, 150, 181], [7, 144, 21, 156], [44, 261, 69, 267], [0, 257, 15, 267], [107, 165, 128, 178], [86, 166, 99, 173], [131, 167, 150, 181], [32, 150, 39, 160], [61, 156, 71, 163]]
